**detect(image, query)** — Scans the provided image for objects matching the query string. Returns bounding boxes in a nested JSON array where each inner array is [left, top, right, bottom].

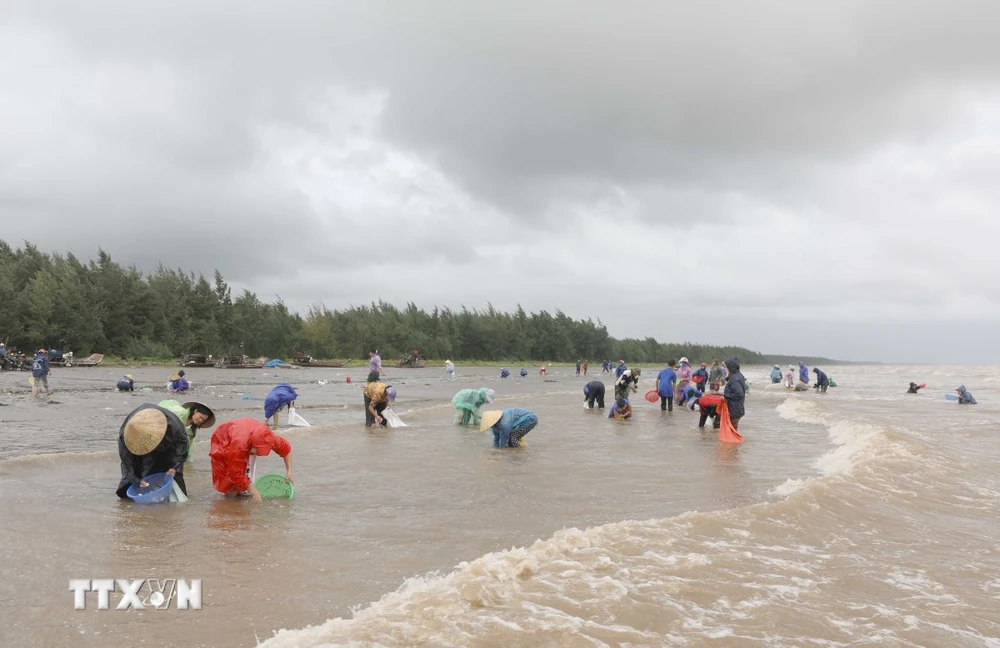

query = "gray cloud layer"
[[3, 1, 999, 362]]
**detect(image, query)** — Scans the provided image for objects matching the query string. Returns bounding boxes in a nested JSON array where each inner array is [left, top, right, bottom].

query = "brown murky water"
[[1, 363, 998, 647]]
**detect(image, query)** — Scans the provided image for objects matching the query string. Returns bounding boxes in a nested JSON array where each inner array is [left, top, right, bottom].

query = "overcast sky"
[[2, 1, 999, 363]]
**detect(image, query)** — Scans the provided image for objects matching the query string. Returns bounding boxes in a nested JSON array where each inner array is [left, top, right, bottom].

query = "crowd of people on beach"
[[0, 341, 980, 503]]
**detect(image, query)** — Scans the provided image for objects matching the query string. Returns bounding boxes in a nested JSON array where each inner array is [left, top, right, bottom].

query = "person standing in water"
[[582, 360, 589, 376], [31, 349, 52, 399], [723, 357, 747, 430], [445, 359, 455, 381], [708, 360, 724, 392], [369, 349, 383, 377], [656, 360, 677, 411], [693, 363, 709, 391], [674, 358, 693, 406], [798, 362, 809, 384], [907, 382, 924, 394], [770, 365, 782, 383]]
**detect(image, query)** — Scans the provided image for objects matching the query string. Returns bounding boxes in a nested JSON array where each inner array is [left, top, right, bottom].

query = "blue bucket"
[[126, 472, 175, 504]]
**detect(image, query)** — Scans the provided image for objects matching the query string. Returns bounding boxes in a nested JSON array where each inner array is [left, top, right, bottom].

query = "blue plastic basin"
[[126, 472, 174, 504]]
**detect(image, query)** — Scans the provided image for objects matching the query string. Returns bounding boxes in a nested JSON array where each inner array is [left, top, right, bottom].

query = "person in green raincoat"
[[158, 399, 216, 460], [451, 387, 496, 426]]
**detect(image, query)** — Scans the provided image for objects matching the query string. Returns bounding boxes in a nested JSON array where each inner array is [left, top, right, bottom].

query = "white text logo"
[[69, 579, 202, 610]]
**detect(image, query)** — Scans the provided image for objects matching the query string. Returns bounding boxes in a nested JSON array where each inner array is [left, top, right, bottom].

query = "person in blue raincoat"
[[264, 383, 298, 428], [501, 368, 510, 379], [519, 368, 528, 377], [682, 383, 703, 409], [615, 360, 628, 379], [480, 408, 538, 447], [656, 361, 677, 411], [168, 370, 190, 394], [769, 365, 782, 383], [955, 385, 977, 404], [798, 362, 809, 384], [608, 398, 632, 420]]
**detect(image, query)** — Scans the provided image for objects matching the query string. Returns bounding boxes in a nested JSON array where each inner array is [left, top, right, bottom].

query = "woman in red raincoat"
[[210, 418, 293, 501]]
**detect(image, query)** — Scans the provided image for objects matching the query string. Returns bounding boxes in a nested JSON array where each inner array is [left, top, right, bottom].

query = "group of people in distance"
[[770, 362, 834, 393], [584, 357, 748, 430]]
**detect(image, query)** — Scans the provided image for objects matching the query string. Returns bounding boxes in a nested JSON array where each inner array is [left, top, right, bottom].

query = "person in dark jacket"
[[812, 368, 830, 393], [697, 393, 724, 428], [615, 360, 627, 379], [907, 382, 924, 394], [723, 357, 746, 430], [693, 363, 709, 390], [31, 349, 52, 399], [116, 374, 135, 392], [955, 385, 977, 404], [116, 403, 189, 499], [583, 380, 606, 409]]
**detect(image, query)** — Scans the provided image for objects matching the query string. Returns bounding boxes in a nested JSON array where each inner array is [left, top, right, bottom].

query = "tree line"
[[0, 241, 836, 365]]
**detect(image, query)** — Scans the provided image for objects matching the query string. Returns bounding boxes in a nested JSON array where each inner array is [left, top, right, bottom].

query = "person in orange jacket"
[[209, 418, 292, 501], [696, 393, 725, 429]]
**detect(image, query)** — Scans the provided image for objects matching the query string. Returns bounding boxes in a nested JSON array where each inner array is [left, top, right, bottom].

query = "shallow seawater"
[[2, 364, 998, 647]]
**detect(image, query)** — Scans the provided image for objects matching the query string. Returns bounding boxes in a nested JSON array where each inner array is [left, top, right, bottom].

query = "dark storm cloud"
[[2, 1, 1000, 361]]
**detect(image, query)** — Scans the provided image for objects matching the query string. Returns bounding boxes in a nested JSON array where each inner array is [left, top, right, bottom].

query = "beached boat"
[[215, 355, 263, 369], [397, 355, 427, 368], [292, 356, 348, 368], [73, 353, 104, 368], [179, 353, 215, 368]]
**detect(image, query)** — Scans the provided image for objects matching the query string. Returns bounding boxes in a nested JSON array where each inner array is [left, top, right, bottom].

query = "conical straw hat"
[[123, 408, 168, 456], [480, 410, 504, 432]]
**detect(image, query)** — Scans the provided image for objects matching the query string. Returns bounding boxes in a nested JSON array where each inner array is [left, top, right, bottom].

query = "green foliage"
[[0, 240, 830, 364]]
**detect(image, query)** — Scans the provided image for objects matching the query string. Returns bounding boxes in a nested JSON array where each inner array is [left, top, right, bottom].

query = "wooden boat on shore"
[[215, 355, 264, 369], [179, 353, 215, 368], [397, 355, 427, 369], [73, 353, 104, 368], [292, 356, 348, 368]]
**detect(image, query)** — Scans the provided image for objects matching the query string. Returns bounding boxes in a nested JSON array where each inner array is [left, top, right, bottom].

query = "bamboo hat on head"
[[169, 373, 181, 381], [480, 410, 503, 432], [123, 408, 168, 456], [182, 401, 216, 429]]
